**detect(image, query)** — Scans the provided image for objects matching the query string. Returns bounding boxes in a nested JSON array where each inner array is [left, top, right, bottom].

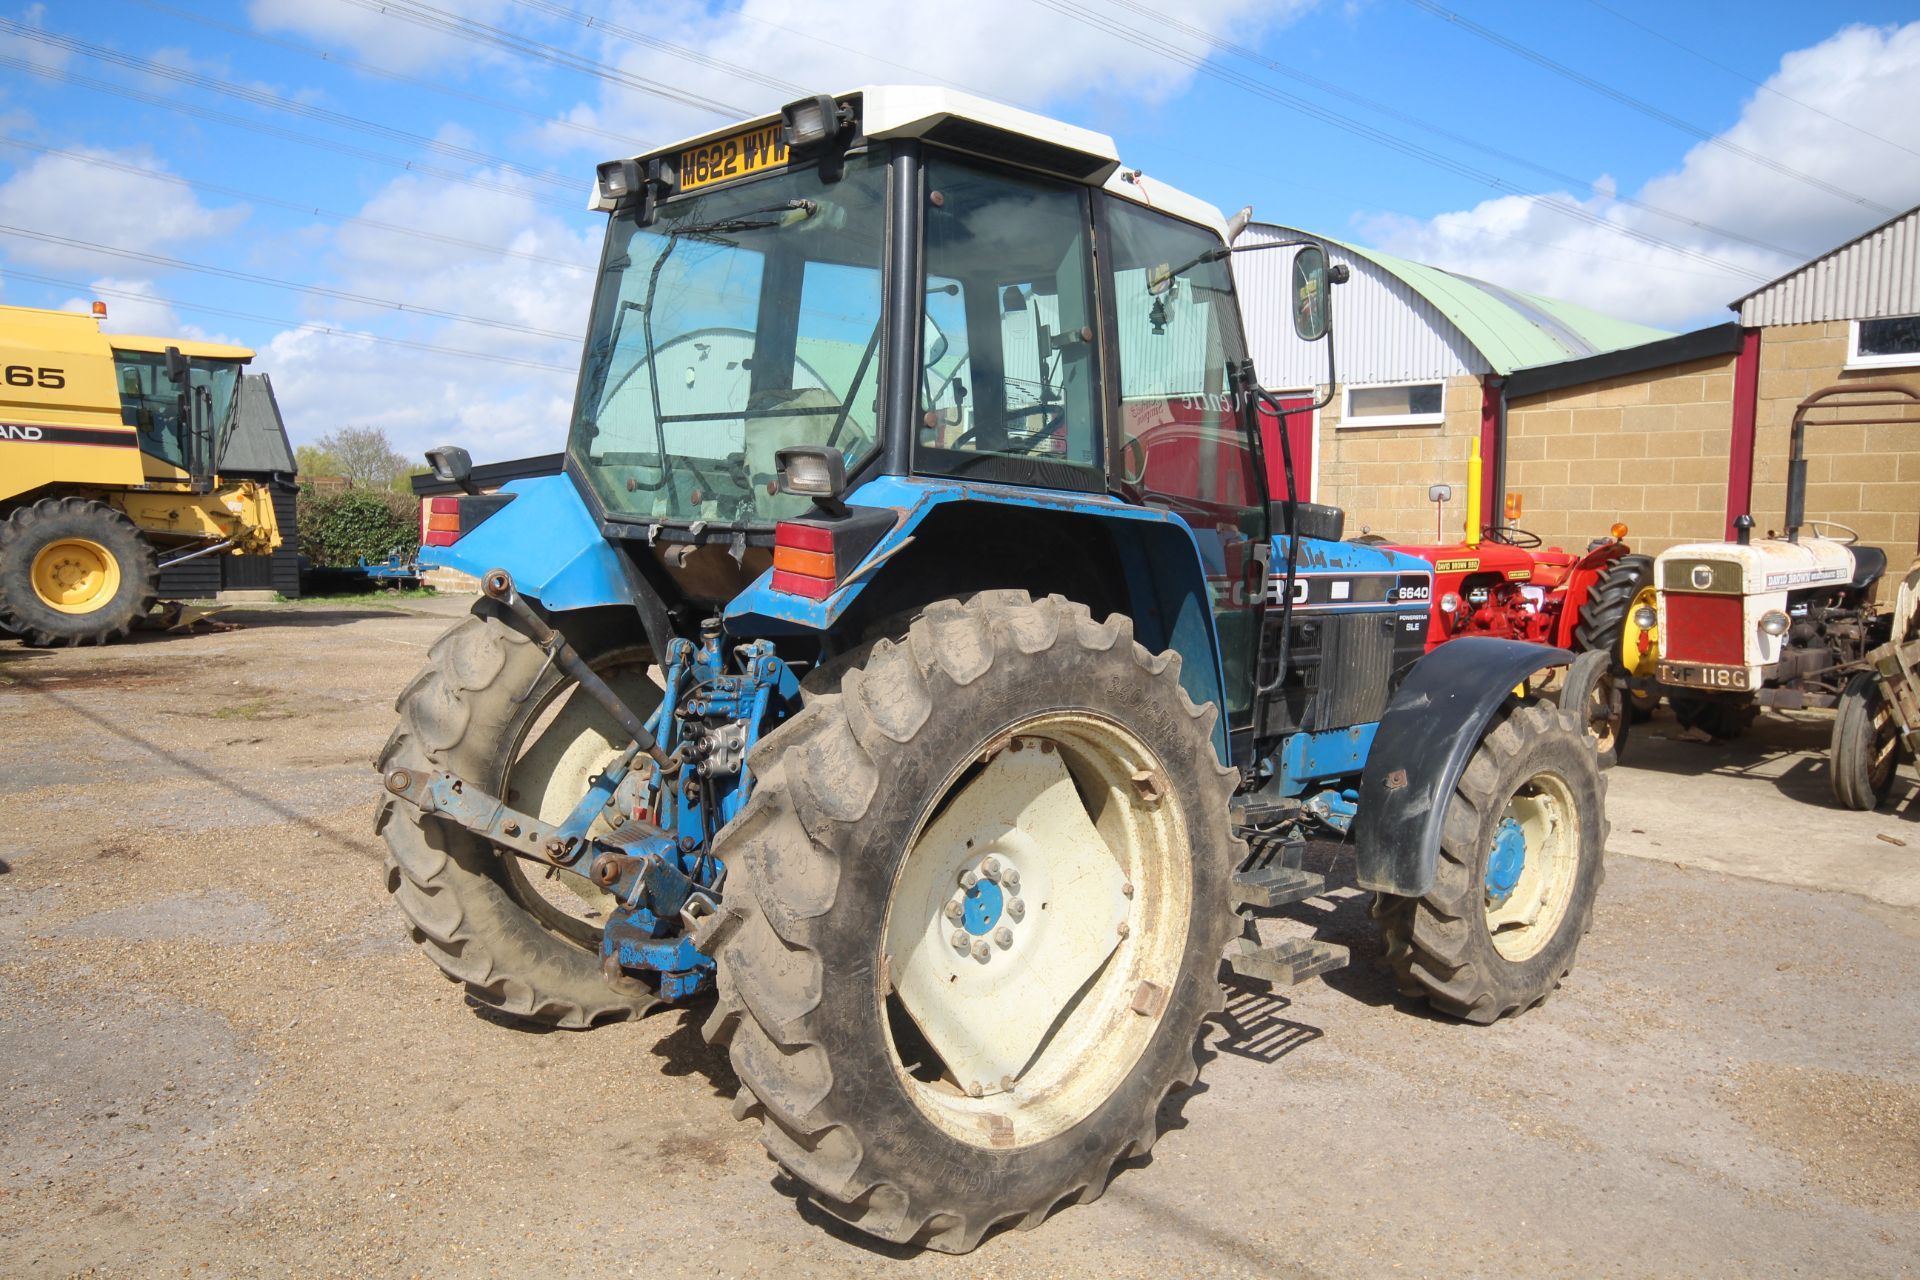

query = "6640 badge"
[[1658, 661, 1750, 691]]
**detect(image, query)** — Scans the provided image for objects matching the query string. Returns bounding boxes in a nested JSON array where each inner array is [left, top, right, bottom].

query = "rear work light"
[[770, 508, 896, 601]]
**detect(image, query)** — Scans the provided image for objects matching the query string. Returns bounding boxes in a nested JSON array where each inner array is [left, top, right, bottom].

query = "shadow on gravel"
[[1615, 711, 1920, 819]]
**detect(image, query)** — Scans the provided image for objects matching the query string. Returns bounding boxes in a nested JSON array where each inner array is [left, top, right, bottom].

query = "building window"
[[1848, 315, 1920, 370], [1341, 381, 1445, 427]]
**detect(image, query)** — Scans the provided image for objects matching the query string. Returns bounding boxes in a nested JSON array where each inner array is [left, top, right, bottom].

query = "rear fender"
[[419, 472, 630, 610], [1351, 637, 1573, 896]]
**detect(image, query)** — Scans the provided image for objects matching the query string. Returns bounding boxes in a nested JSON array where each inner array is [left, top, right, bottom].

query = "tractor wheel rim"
[[31, 538, 120, 614], [881, 712, 1190, 1150], [1483, 770, 1580, 962], [1621, 585, 1660, 682]]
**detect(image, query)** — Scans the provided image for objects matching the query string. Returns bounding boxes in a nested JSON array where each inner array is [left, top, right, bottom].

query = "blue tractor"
[[379, 88, 1607, 1252]]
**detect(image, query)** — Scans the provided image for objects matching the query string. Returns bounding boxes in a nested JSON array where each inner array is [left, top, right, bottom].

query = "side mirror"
[[1429, 484, 1453, 503], [1118, 435, 1148, 486], [163, 345, 190, 386], [1291, 246, 1331, 342], [426, 444, 475, 494]]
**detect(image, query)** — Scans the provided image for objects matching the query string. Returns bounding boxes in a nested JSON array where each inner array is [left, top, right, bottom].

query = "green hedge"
[[298, 487, 419, 567]]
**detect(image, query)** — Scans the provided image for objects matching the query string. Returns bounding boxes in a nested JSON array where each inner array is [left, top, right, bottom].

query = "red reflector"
[[775, 521, 834, 554], [772, 569, 835, 600], [430, 497, 458, 514], [424, 531, 457, 547]]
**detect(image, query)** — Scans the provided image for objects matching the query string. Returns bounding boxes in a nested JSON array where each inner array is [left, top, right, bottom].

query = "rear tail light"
[[424, 496, 460, 548], [772, 521, 838, 600]]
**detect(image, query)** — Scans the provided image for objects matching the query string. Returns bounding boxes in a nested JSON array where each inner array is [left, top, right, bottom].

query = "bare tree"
[[316, 426, 410, 490]]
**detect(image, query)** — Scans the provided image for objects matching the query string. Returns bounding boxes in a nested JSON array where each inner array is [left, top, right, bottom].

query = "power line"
[[0, 17, 581, 192], [1083, 0, 1817, 262], [0, 137, 594, 275], [0, 225, 586, 343], [0, 52, 583, 213], [126, 0, 645, 150], [331, 0, 750, 120], [1579, 0, 1920, 163], [1402, 0, 1897, 216], [1027, 0, 1775, 282], [506, 0, 806, 99], [0, 267, 578, 373]]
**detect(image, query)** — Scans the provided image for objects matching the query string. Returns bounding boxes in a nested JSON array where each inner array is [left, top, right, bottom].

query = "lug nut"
[[983, 856, 1001, 878], [960, 869, 979, 889], [1002, 867, 1020, 889], [971, 940, 991, 962], [1122, 881, 1134, 899], [944, 900, 965, 922], [1008, 898, 1025, 921], [993, 927, 1012, 948], [951, 930, 969, 950], [1117, 921, 1131, 939]]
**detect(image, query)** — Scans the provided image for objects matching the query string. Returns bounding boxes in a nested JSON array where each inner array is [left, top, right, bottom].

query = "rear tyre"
[[1830, 671, 1901, 811], [1374, 701, 1606, 1023], [376, 604, 661, 1027], [1559, 648, 1626, 768], [0, 497, 157, 647], [702, 592, 1238, 1252], [1574, 554, 1656, 720]]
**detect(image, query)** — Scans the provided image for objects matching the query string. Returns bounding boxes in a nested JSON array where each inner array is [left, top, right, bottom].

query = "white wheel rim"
[[881, 712, 1191, 1149], [1484, 771, 1581, 963]]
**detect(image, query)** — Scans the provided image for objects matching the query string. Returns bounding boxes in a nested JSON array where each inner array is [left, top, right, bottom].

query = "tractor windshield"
[[113, 351, 243, 473], [569, 153, 888, 525]]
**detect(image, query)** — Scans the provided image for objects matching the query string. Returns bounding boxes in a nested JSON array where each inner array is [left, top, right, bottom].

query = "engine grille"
[[1663, 593, 1746, 665], [1256, 606, 1428, 738]]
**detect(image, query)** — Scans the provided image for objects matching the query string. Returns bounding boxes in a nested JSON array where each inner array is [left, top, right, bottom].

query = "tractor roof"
[[0, 302, 253, 362], [594, 85, 1230, 240]]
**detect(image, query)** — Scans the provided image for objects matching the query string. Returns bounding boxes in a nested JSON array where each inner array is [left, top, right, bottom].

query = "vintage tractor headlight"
[[1440, 592, 1460, 614], [1759, 610, 1790, 637], [1633, 604, 1658, 630]]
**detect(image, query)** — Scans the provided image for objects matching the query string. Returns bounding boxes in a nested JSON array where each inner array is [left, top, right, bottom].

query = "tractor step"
[[1231, 864, 1326, 909], [1226, 937, 1350, 986], [1235, 828, 1305, 869]]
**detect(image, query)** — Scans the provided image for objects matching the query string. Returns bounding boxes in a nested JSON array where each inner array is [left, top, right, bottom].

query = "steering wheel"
[[947, 404, 1063, 453], [1804, 519, 1859, 546], [1483, 525, 1542, 549]]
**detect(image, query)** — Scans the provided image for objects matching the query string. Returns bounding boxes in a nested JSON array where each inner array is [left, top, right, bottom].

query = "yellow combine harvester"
[[0, 302, 281, 646]]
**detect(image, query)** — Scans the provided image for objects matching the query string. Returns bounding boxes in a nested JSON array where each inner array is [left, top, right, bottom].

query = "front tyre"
[[0, 497, 157, 647], [1830, 671, 1902, 811], [1559, 648, 1626, 768], [703, 592, 1238, 1253], [1375, 701, 1606, 1023]]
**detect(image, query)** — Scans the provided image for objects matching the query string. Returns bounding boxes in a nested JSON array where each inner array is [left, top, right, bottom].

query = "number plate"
[[679, 123, 788, 192], [1658, 661, 1750, 691]]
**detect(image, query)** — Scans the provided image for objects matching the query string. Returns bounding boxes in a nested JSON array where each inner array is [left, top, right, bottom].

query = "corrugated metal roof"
[[1734, 204, 1920, 327], [1235, 222, 1671, 381]]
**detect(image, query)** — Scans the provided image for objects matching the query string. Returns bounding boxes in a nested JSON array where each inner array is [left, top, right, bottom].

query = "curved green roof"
[[1326, 238, 1672, 375]]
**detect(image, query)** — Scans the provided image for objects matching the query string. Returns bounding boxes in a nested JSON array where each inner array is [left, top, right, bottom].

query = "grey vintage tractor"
[[379, 87, 1608, 1251]]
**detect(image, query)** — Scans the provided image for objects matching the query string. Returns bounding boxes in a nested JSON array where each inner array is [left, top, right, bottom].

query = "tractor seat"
[[1849, 543, 1887, 592], [1530, 562, 1570, 589]]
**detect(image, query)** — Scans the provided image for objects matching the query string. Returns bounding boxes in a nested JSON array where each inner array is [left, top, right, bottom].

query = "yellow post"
[[1465, 436, 1483, 549]]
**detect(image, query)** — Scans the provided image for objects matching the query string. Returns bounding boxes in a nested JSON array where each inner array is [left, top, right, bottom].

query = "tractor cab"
[[109, 337, 251, 492]]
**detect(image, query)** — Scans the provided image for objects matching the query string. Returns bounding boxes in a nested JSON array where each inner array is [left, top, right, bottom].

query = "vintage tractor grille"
[[1663, 593, 1746, 665], [1255, 606, 1428, 739]]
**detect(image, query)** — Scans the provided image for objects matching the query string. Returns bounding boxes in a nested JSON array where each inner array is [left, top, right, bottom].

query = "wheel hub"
[[1485, 816, 1527, 909], [31, 538, 118, 613]]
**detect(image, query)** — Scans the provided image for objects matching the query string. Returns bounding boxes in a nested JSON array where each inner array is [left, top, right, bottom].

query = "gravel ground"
[[2, 598, 1917, 1278]]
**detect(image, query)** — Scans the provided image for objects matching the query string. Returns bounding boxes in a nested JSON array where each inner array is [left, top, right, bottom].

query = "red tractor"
[[1372, 453, 1655, 763]]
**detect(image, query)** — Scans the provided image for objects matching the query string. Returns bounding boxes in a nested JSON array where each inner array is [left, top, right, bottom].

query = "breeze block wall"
[[1503, 352, 1737, 560], [1317, 374, 1485, 543], [1747, 322, 1920, 603]]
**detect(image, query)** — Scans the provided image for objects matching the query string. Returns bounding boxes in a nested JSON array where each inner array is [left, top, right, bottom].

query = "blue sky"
[[2, 0, 1916, 463]]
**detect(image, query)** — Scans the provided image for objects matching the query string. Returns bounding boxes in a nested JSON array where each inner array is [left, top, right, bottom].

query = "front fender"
[[419, 473, 630, 610], [1351, 638, 1573, 896]]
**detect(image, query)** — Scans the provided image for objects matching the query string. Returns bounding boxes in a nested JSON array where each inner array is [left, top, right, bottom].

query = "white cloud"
[[0, 146, 249, 269], [0, 3, 69, 76], [246, 0, 516, 72], [1357, 21, 1920, 330]]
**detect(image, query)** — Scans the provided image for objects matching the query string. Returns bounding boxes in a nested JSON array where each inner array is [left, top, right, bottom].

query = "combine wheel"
[[0, 497, 157, 647], [1574, 554, 1657, 721], [376, 605, 661, 1026], [1558, 648, 1626, 767], [1830, 671, 1902, 811], [702, 591, 1238, 1252], [1374, 701, 1606, 1023]]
